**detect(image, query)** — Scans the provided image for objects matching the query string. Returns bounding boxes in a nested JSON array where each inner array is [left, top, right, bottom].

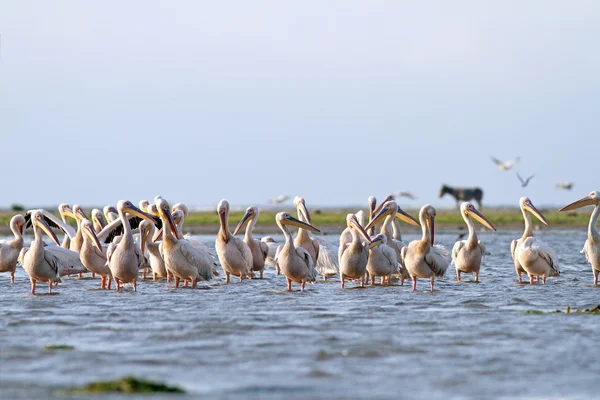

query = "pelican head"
[[72, 204, 88, 222], [11, 214, 26, 235], [155, 197, 179, 239], [217, 199, 230, 219], [81, 218, 102, 251], [520, 197, 549, 226], [346, 213, 373, 244], [559, 191, 600, 211], [293, 196, 311, 223], [59, 203, 74, 220], [139, 200, 150, 213], [419, 204, 437, 245], [365, 200, 419, 231], [117, 200, 155, 224], [276, 212, 320, 233], [91, 209, 106, 230], [30, 210, 60, 245], [172, 209, 185, 226], [147, 204, 159, 217], [368, 196, 377, 217], [172, 203, 189, 218], [233, 206, 259, 235], [103, 205, 117, 221], [369, 233, 386, 249], [371, 194, 395, 216], [460, 202, 496, 231]]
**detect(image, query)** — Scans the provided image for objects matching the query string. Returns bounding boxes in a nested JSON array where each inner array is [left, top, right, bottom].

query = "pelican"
[[491, 156, 520, 171], [366, 234, 398, 285], [451, 202, 496, 282], [366, 196, 377, 236], [339, 213, 374, 288], [103, 205, 119, 223], [340, 210, 366, 251], [261, 236, 280, 272], [274, 212, 320, 290], [172, 203, 189, 217], [21, 210, 64, 294], [401, 205, 450, 291], [215, 199, 253, 282], [560, 191, 600, 284], [510, 197, 559, 284], [0, 214, 26, 283], [157, 197, 216, 287], [79, 219, 112, 289], [106, 200, 155, 291], [58, 203, 74, 248], [233, 206, 268, 279], [293, 197, 320, 264], [139, 219, 167, 280], [364, 200, 420, 284], [91, 209, 107, 233]]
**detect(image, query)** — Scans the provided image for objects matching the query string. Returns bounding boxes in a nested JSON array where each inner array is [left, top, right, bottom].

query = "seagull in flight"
[[556, 182, 574, 190], [491, 156, 520, 171], [517, 173, 535, 187]]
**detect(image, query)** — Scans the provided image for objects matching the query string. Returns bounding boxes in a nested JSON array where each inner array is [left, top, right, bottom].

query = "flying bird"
[[491, 156, 520, 171], [269, 195, 289, 204], [556, 182, 574, 190], [395, 191, 416, 200], [517, 173, 535, 187]]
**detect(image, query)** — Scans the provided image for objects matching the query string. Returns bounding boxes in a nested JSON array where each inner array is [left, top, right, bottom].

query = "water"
[[1, 229, 599, 399]]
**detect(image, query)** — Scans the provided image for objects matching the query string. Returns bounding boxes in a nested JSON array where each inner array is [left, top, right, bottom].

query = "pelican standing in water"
[[401, 205, 450, 291], [339, 213, 374, 288], [215, 199, 253, 282], [261, 236, 280, 272], [293, 197, 320, 264], [560, 191, 600, 284], [139, 219, 167, 280], [511, 197, 559, 284], [233, 206, 268, 279], [451, 202, 496, 282], [21, 210, 63, 294], [0, 215, 26, 283], [274, 212, 320, 290], [79, 219, 112, 289], [106, 200, 155, 291], [366, 233, 397, 285]]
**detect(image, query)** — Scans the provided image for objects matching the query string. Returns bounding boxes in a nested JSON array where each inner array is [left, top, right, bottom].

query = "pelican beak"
[[152, 227, 163, 242], [140, 225, 148, 254], [37, 217, 60, 246], [559, 194, 598, 212], [233, 210, 253, 236], [524, 202, 549, 226], [396, 207, 420, 227], [467, 208, 496, 231], [84, 223, 103, 251], [163, 208, 181, 240], [298, 200, 312, 224], [284, 215, 320, 233], [123, 204, 155, 224], [75, 207, 88, 221], [96, 214, 106, 229], [370, 195, 394, 217], [350, 214, 372, 244], [364, 205, 392, 232], [429, 216, 435, 246], [19, 223, 24, 235], [62, 206, 75, 219], [369, 236, 384, 249]]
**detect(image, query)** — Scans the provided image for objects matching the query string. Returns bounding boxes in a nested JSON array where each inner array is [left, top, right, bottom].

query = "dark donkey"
[[439, 184, 484, 209]]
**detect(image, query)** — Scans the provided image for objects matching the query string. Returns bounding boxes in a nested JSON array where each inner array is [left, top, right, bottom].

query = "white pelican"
[[215, 199, 253, 283], [261, 236, 280, 272], [0, 214, 26, 283], [401, 205, 450, 291], [157, 198, 216, 287], [103, 205, 119, 223], [91, 209, 107, 233], [340, 210, 366, 252], [339, 213, 374, 288], [21, 210, 64, 294], [366, 234, 398, 285], [106, 200, 155, 291], [65, 204, 90, 254], [366, 196, 377, 236], [79, 219, 112, 289], [274, 212, 320, 290], [233, 206, 268, 279], [58, 203, 74, 248], [364, 200, 420, 284], [293, 197, 319, 264], [491, 156, 520, 171], [560, 191, 600, 285], [451, 202, 496, 282], [510, 197, 559, 284], [172, 203, 189, 217], [139, 219, 167, 280], [139, 200, 150, 213]]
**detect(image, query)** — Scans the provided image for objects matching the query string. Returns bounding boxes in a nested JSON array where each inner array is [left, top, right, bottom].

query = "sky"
[[1, 1, 599, 210]]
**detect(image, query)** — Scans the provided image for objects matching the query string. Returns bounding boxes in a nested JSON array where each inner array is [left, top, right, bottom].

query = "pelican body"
[[339, 213, 374, 288], [139, 219, 167, 280], [511, 197, 559, 284], [275, 212, 320, 290], [560, 191, 600, 284], [79, 219, 112, 289], [293, 197, 320, 264], [401, 205, 449, 291], [215, 199, 253, 282], [451, 202, 496, 282], [233, 206, 268, 279], [0, 215, 25, 283], [366, 234, 398, 285]]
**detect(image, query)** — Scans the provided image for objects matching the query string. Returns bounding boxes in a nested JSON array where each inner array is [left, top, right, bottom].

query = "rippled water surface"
[[1, 229, 599, 399]]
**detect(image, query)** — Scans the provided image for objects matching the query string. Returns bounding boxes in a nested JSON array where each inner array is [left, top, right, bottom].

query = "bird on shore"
[[215, 199, 253, 282], [517, 173, 535, 187], [491, 156, 520, 171], [0, 215, 26, 283], [339, 213, 373, 289], [233, 206, 268, 279], [560, 191, 600, 285]]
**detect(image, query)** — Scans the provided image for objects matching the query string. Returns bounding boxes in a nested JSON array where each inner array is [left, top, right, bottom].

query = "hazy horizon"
[[2, 1, 598, 211]]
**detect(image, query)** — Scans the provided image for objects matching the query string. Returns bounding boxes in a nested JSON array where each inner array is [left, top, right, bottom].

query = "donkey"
[[439, 184, 484, 209]]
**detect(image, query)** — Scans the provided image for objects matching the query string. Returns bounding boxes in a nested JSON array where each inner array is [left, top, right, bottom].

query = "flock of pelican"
[[0, 191, 599, 293]]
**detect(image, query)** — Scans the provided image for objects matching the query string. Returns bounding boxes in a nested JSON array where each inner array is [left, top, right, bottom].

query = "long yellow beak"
[[83, 223, 103, 251], [524, 202, 549, 226], [123, 205, 156, 225], [370, 195, 394, 218], [559, 195, 597, 212], [162, 208, 181, 240], [396, 207, 420, 227], [233, 211, 253, 236], [140, 224, 148, 254], [284, 215, 320, 233], [37, 217, 60, 246], [364, 205, 393, 232], [369, 236, 384, 249], [75, 207, 88, 222], [429, 216, 435, 246], [298, 201, 312, 224], [467, 209, 496, 231], [62, 206, 75, 220], [350, 214, 373, 244]]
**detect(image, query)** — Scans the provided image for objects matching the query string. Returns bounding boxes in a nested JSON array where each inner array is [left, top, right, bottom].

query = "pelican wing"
[[533, 240, 560, 277], [382, 245, 399, 272], [425, 244, 450, 277], [25, 209, 76, 239], [582, 240, 590, 263], [478, 241, 486, 258], [43, 245, 87, 276], [315, 237, 339, 276], [259, 240, 269, 261], [451, 240, 466, 264], [179, 240, 215, 281], [233, 236, 253, 272], [295, 246, 317, 279], [311, 238, 320, 263], [510, 239, 519, 262]]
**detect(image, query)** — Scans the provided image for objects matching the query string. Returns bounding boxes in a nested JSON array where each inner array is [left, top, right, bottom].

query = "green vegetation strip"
[[44, 344, 74, 351], [524, 305, 600, 315], [62, 376, 184, 394]]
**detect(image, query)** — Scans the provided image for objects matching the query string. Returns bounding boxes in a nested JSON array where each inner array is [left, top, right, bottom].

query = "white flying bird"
[[491, 156, 520, 171]]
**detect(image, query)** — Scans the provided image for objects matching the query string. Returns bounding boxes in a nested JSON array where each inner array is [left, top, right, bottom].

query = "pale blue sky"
[[1, 1, 598, 210]]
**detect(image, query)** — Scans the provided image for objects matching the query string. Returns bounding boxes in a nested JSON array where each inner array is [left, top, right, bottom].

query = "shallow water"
[[1, 229, 599, 399]]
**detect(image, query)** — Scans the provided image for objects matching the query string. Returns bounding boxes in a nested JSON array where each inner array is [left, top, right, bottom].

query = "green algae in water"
[[64, 376, 185, 394], [44, 344, 74, 351], [524, 305, 600, 315]]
